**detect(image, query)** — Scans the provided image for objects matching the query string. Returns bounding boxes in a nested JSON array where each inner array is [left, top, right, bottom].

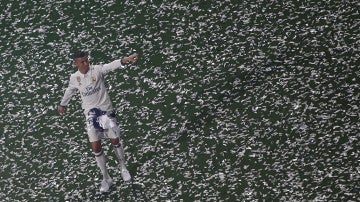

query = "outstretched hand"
[[58, 105, 66, 115], [121, 53, 138, 64]]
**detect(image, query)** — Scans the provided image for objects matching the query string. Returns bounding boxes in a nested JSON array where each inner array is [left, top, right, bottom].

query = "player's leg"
[[106, 117, 131, 182], [87, 118, 113, 192], [109, 137, 131, 182], [109, 138, 126, 169], [90, 139, 111, 180]]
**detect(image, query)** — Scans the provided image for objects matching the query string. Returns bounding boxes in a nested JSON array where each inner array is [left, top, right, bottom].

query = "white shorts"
[[85, 111, 121, 142]]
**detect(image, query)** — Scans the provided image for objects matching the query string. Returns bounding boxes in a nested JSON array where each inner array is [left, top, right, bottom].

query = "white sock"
[[113, 142, 126, 170], [94, 150, 111, 180]]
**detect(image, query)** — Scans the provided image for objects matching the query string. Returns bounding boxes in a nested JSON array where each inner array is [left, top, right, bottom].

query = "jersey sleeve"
[[100, 59, 124, 74], [60, 75, 78, 106]]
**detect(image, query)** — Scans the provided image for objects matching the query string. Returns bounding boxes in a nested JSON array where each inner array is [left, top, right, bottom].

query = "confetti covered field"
[[0, 1, 358, 201]]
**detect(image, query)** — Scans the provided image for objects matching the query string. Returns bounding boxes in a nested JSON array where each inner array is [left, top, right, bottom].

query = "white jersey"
[[60, 59, 124, 115]]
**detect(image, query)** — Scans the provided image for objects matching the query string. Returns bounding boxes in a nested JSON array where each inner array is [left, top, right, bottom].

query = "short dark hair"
[[71, 51, 88, 60]]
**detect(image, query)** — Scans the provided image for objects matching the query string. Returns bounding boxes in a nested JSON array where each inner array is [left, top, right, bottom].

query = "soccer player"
[[58, 51, 138, 192]]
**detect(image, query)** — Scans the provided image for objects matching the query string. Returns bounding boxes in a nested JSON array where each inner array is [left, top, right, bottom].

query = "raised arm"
[[101, 53, 139, 74]]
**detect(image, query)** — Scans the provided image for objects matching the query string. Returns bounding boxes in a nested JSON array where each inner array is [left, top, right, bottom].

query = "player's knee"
[[109, 137, 119, 145], [90, 140, 102, 153]]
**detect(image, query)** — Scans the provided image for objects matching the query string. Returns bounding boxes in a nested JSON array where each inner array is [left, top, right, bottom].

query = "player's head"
[[71, 51, 88, 60], [72, 51, 90, 74]]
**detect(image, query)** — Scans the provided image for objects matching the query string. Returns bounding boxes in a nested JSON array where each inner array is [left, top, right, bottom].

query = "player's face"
[[74, 56, 90, 74]]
